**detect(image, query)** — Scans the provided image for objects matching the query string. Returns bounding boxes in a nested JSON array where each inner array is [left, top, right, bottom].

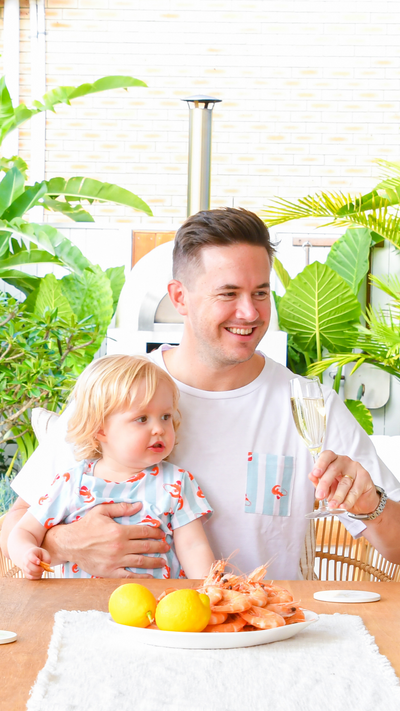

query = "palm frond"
[[261, 191, 358, 227]]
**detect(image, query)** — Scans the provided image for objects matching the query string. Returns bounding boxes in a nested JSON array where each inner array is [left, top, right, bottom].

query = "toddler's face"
[[97, 379, 176, 473]]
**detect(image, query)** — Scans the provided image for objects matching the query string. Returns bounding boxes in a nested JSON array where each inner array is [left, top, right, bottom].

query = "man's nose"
[[235, 296, 259, 321]]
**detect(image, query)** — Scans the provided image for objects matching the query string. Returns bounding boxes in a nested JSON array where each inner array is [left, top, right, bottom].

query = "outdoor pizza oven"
[[107, 96, 287, 365]]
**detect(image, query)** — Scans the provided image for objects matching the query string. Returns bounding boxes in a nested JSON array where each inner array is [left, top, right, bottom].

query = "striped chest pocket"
[[245, 452, 295, 517]]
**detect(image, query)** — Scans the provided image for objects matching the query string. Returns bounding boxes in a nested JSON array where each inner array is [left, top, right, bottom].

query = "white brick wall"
[[1, 0, 399, 228]]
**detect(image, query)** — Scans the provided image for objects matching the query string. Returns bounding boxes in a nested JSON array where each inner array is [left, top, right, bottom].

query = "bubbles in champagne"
[[290, 397, 326, 456]]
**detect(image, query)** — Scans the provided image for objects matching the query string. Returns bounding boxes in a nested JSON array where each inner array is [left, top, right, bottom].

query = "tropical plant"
[[0, 74, 153, 480], [0, 292, 99, 465], [0, 75, 152, 295], [261, 159, 400, 249], [272, 227, 374, 434]]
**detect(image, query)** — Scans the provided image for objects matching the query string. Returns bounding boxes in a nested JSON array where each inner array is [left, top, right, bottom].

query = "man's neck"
[[163, 343, 265, 391]]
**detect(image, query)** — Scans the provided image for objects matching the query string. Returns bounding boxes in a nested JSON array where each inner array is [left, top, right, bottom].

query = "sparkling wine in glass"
[[290, 376, 342, 519]]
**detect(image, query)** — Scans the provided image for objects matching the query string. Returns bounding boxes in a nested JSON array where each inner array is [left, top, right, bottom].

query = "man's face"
[[179, 243, 271, 368]]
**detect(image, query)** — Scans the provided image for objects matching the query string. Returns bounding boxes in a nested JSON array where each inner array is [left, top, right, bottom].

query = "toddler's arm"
[[173, 518, 214, 579], [7, 512, 51, 580]]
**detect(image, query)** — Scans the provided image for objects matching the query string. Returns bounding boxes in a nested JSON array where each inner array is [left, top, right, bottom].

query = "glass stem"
[[312, 453, 328, 511]]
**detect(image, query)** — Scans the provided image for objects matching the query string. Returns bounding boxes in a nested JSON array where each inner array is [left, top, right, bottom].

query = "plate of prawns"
[[131, 560, 318, 649]]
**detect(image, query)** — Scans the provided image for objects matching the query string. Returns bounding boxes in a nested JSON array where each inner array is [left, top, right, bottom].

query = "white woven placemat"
[[27, 610, 400, 711]]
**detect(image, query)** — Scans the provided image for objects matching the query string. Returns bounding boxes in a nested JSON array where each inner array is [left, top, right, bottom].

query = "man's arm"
[[1, 498, 170, 577], [311, 451, 400, 564]]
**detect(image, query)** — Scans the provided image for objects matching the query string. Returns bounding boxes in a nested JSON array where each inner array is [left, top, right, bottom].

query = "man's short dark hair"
[[172, 207, 275, 281]]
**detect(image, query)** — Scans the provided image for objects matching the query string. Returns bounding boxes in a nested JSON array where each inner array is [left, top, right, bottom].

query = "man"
[[2, 208, 400, 579]]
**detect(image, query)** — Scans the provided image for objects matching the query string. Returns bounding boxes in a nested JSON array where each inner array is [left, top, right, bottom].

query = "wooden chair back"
[[314, 516, 400, 582]]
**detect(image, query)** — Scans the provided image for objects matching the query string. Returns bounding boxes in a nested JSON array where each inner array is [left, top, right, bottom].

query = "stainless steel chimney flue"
[[182, 95, 222, 217]]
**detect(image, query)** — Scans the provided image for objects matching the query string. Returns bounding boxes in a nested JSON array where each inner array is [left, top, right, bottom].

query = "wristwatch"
[[347, 485, 388, 521]]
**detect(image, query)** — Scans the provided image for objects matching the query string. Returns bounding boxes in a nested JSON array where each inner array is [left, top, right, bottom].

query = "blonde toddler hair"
[[67, 354, 180, 460]]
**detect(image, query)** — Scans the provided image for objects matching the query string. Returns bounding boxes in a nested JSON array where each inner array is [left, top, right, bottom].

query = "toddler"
[[8, 355, 215, 580]]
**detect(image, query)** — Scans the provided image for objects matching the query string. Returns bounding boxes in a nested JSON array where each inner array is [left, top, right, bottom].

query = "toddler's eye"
[[161, 413, 171, 421], [135, 416, 147, 423]]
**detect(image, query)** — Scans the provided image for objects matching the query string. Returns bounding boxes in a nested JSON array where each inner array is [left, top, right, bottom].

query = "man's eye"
[[220, 292, 236, 298], [254, 291, 270, 299]]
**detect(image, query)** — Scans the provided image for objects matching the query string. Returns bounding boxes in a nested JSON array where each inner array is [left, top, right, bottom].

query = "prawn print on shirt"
[[28, 460, 213, 579]]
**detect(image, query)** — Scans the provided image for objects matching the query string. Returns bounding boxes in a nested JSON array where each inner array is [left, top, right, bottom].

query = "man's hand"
[[42, 502, 170, 578], [310, 451, 380, 516]]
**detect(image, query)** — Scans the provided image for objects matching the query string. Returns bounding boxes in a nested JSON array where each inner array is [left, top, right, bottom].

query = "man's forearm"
[[41, 523, 73, 566], [363, 499, 400, 564]]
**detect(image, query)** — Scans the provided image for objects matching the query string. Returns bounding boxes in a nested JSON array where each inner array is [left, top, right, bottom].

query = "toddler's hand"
[[22, 547, 52, 580]]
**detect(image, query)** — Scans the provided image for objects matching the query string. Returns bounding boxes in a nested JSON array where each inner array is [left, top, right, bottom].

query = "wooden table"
[[1, 578, 400, 710]]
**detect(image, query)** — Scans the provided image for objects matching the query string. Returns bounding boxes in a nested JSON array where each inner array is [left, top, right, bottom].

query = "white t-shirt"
[[12, 347, 400, 580]]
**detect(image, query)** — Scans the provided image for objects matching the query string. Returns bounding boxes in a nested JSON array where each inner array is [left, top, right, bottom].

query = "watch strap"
[[347, 485, 388, 521]]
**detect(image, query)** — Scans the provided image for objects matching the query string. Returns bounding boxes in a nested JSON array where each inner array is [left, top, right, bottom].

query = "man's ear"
[[168, 279, 188, 316]]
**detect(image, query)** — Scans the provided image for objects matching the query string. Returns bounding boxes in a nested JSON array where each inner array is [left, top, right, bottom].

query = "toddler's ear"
[[96, 428, 107, 442]]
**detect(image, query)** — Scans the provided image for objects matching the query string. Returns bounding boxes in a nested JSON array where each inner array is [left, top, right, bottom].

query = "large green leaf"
[[0, 156, 29, 180], [34, 76, 147, 111], [61, 266, 113, 331], [344, 399, 373, 435], [273, 257, 291, 291], [278, 262, 361, 359], [2, 219, 91, 274], [0, 270, 40, 296], [0, 77, 14, 124], [28, 274, 75, 320], [105, 266, 126, 314], [0, 76, 148, 144], [42, 196, 94, 222], [326, 228, 371, 295], [0, 167, 25, 216], [46, 177, 152, 216], [2, 182, 48, 221]]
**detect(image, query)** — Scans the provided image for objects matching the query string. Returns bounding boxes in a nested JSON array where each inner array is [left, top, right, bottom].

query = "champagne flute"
[[290, 376, 342, 519]]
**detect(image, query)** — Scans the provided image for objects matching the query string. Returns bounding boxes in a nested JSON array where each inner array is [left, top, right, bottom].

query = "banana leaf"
[[2, 182, 48, 220], [0, 219, 91, 274], [326, 228, 371, 295], [0, 167, 25, 215], [278, 262, 361, 361], [0, 76, 148, 145], [46, 177, 152, 216], [0, 270, 40, 296], [42, 196, 94, 222]]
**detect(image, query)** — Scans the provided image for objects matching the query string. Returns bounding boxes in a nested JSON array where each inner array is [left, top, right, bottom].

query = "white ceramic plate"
[[109, 609, 318, 649], [0, 630, 17, 645], [313, 590, 381, 604]]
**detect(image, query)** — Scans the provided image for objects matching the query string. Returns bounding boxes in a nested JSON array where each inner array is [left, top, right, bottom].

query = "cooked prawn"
[[239, 606, 285, 630], [284, 608, 306, 625], [237, 583, 269, 607], [265, 601, 301, 617], [204, 614, 247, 633], [196, 585, 224, 606], [264, 584, 294, 604], [208, 611, 228, 625], [211, 589, 252, 614], [247, 563, 269, 583]]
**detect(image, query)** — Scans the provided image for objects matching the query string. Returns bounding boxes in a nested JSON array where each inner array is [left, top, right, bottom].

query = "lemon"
[[109, 583, 157, 628], [155, 589, 211, 632]]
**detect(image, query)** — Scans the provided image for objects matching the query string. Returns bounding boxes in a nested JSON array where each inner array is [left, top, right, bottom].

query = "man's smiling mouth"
[[226, 327, 255, 335]]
